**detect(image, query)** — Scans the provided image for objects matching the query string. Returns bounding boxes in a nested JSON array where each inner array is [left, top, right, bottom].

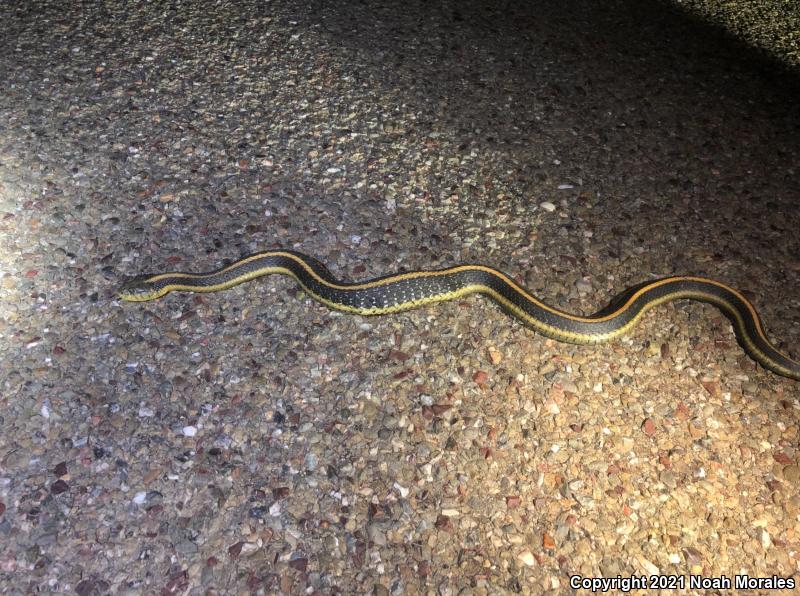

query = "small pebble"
[[518, 551, 535, 566]]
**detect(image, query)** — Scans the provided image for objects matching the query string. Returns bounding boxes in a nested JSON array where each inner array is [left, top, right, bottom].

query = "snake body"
[[118, 250, 800, 380]]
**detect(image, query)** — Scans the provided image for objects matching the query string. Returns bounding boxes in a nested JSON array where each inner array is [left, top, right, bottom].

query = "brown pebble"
[[228, 541, 245, 558], [701, 381, 718, 396], [506, 496, 521, 508], [273, 486, 291, 499], [542, 532, 555, 549], [674, 402, 690, 421], [783, 465, 800, 483], [75, 580, 95, 596], [50, 480, 69, 495], [766, 479, 783, 492], [435, 515, 452, 530], [642, 418, 656, 436], [387, 349, 410, 362], [473, 370, 489, 385], [288, 557, 308, 572], [687, 423, 705, 440], [683, 546, 703, 565]]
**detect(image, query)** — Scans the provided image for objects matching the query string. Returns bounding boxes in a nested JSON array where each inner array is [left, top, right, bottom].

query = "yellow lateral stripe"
[[154, 266, 798, 372], [146, 253, 766, 329], [125, 252, 799, 376]]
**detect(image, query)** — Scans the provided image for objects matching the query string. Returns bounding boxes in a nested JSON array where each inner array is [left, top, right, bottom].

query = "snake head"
[[117, 275, 162, 302]]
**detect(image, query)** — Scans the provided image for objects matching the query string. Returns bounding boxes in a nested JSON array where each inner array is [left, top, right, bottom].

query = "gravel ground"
[[1, 0, 799, 594], [676, 0, 800, 70]]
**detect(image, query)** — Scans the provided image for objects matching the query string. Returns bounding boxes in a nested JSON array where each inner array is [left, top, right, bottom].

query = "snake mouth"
[[117, 275, 160, 301]]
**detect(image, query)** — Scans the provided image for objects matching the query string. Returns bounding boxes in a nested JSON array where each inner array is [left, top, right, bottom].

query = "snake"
[[118, 250, 800, 381]]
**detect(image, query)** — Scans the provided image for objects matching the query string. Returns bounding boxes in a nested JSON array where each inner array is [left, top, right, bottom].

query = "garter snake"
[[118, 250, 800, 380]]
